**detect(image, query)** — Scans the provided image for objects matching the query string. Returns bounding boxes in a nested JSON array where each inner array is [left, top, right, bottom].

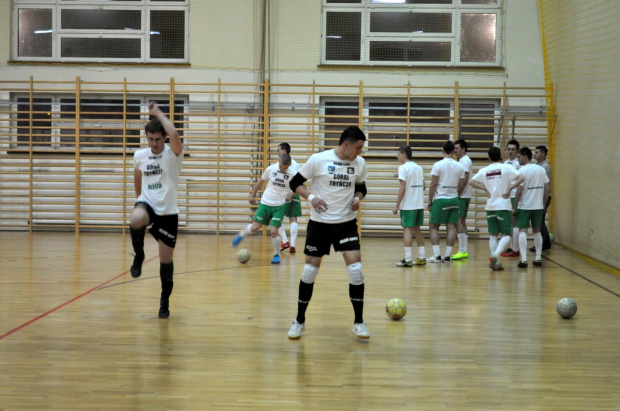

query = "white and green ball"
[[386, 298, 407, 320], [236, 249, 251, 264]]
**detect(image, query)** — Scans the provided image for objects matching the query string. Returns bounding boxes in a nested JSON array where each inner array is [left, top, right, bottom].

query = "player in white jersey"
[[393, 145, 426, 267], [533, 145, 553, 251], [452, 139, 473, 260], [276, 143, 301, 253], [286, 126, 370, 340], [470, 147, 524, 271], [514, 147, 550, 268], [232, 154, 295, 264], [428, 140, 467, 263], [501, 139, 522, 258], [130, 101, 183, 319]]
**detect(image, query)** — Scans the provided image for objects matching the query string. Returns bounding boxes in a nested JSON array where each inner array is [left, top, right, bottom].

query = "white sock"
[[489, 236, 498, 255], [512, 227, 520, 252], [404, 247, 412, 262], [495, 235, 511, 257], [457, 233, 467, 252], [418, 246, 426, 259], [241, 224, 252, 237], [279, 226, 288, 243], [290, 222, 298, 246], [519, 232, 528, 262], [272, 236, 281, 256], [432, 245, 440, 258], [534, 232, 543, 259]]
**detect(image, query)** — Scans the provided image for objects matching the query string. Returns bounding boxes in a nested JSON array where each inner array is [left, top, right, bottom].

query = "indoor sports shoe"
[[518, 261, 528, 268], [414, 258, 427, 266], [352, 323, 370, 339], [232, 234, 244, 247], [290, 246, 296, 254], [451, 251, 468, 260], [501, 250, 520, 258], [158, 298, 170, 319], [280, 241, 290, 251], [428, 255, 442, 263], [396, 258, 413, 267], [288, 320, 305, 339], [443, 256, 451, 263], [130, 252, 144, 278], [489, 255, 504, 271], [271, 254, 281, 264], [533, 259, 542, 267]]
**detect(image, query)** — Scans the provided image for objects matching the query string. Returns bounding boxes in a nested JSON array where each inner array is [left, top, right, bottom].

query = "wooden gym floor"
[[0, 231, 619, 410]]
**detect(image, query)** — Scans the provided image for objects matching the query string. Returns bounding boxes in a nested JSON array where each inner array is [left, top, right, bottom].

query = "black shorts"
[[135, 202, 178, 248], [304, 218, 360, 257]]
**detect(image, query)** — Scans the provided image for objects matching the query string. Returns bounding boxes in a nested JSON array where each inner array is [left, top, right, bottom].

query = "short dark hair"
[[507, 139, 520, 150], [398, 145, 412, 161], [145, 119, 166, 137], [339, 126, 366, 145], [488, 146, 502, 162], [443, 140, 455, 155], [454, 139, 468, 151], [279, 153, 291, 166], [519, 147, 532, 160], [278, 143, 291, 154], [535, 145, 548, 156]]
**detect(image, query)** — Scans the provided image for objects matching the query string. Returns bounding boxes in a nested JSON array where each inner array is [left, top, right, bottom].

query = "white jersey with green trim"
[[459, 154, 473, 199], [517, 163, 549, 210], [260, 163, 297, 206], [471, 162, 520, 211], [298, 149, 368, 223], [504, 158, 520, 198], [134, 145, 183, 215], [430, 157, 465, 200], [398, 161, 424, 210]]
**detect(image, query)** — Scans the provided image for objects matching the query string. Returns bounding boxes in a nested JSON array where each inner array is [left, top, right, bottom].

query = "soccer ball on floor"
[[386, 298, 407, 320], [556, 297, 577, 319], [236, 249, 251, 264]]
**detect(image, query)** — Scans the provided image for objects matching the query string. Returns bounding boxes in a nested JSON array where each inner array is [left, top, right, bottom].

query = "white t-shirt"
[[504, 158, 520, 198], [298, 149, 368, 223], [459, 154, 473, 199], [397, 161, 424, 210], [134, 145, 183, 215], [260, 163, 297, 206], [517, 163, 549, 210], [430, 158, 465, 200], [471, 162, 521, 211]]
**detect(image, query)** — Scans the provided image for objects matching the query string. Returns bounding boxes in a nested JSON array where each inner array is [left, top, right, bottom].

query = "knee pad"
[[347, 262, 364, 285], [160, 261, 174, 282], [300, 264, 319, 284]]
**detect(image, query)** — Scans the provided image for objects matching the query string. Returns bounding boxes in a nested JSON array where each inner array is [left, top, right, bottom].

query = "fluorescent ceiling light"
[[34, 30, 53, 34], [326, 35, 342, 39]]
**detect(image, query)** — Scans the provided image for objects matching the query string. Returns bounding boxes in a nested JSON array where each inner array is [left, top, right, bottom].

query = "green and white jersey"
[[398, 161, 424, 210], [504, 158, 520, 198], [459, 154, 473, 199], [134, 145, 183, 215], [430, 157, 465, 200], [517, 163, 549, 210], [471, 162, 520, 211], [260, 163, 296, 207]]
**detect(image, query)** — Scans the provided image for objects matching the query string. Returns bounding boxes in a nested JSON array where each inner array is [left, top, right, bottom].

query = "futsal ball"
[[386, 298, 407, 320], [236, 249, 251, 264], [556, 297, 577, 319]]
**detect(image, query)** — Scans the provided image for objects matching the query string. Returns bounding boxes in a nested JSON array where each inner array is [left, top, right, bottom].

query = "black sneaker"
[[130, 253, 144, 278], [428, 256, 443, 263], [518, 261, 528, 268], [443, 256, 451, 263], [158, 298, 170, 319], [533, 259, 542, 267]]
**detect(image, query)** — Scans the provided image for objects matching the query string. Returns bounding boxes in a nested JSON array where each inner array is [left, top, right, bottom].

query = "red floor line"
[[0, 256, 158, 341]]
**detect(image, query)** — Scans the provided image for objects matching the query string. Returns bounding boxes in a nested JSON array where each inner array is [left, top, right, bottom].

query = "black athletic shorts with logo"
[[304, 218, 360, 257], [135, 201, 178, 248]]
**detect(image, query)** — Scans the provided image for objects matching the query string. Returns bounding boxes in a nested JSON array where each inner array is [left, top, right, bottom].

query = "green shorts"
[[400, 209, 424, 228], [253, 203, 287, 227], [283, 195, 302, 218], [516, 209, 544, 230], [486, 210, 513, 235], [429, 198, 460, 225], [458, 198, 471, 219]]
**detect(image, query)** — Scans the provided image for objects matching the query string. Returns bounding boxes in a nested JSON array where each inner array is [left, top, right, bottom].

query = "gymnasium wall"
[[539, 0, 620, 270]]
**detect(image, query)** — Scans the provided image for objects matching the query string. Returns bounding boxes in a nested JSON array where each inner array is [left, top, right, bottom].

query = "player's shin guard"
[[296, 280, 314, 325], [160, 261, 174, 302], [347, 262, 365, 323], [130, 226, 146, 260]]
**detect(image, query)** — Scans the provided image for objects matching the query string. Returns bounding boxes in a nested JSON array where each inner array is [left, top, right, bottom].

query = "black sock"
[[295, 280, 314, 324], [349, 283, 365, 324], [130, 226, 146, 262], [160, 261, 174, 304]]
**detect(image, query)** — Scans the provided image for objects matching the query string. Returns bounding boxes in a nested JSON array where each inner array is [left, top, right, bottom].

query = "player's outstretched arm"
[[149, 101, 182, 156]]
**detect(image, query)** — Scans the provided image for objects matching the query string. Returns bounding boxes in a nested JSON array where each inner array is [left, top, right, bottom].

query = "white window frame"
[[12, 0, 189, 63], [322, 0, 503, 67]]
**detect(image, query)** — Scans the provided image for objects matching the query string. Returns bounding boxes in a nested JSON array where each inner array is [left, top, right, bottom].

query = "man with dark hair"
[[514, 147, 550, 267], [452, 139, 472, 260], [287, 126, 370, 340], [130, 101, 183, 319], [393, 145, 426, 267], [501, 139, 522, 258], [427, 140, 467, 263], [470, 147, 524, 271], [276, 143, 301, 253], [232, 154, 294, 264], [531, 145, 552, 251]]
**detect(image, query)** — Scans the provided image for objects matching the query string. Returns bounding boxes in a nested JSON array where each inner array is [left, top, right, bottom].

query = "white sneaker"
[[352, 322, 370, 339], [288, 320, 305, 340], [428, 255, 443, 263]]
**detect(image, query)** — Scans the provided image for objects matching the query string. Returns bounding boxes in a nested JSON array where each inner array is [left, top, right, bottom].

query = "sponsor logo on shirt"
[[347, 167, 354, 174], [328, 165, 336, 174]]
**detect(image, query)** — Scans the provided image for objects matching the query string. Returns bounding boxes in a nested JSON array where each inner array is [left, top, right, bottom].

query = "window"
[[13, 1, 188, 63], [323, 0, 502, 66], [12, 96, 186, 153]]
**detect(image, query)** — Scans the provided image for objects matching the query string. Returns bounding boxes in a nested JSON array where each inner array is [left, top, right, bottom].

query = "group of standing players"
[[127, 105, 551, 340]]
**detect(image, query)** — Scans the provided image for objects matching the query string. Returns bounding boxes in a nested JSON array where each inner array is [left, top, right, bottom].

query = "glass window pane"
[[324, 102, 359, 146], [371, 0, 452, 4], [326, 12, 361, 61], [460, 13, 496, 62], [370, 41, 451, 62], [18, 9, 52, 58], [370, 12, 452, 34], [61, 10, 141, 30], [61, 38, 141, 58], [150, 10, 185, 59], [17, 98, 52, 144]]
